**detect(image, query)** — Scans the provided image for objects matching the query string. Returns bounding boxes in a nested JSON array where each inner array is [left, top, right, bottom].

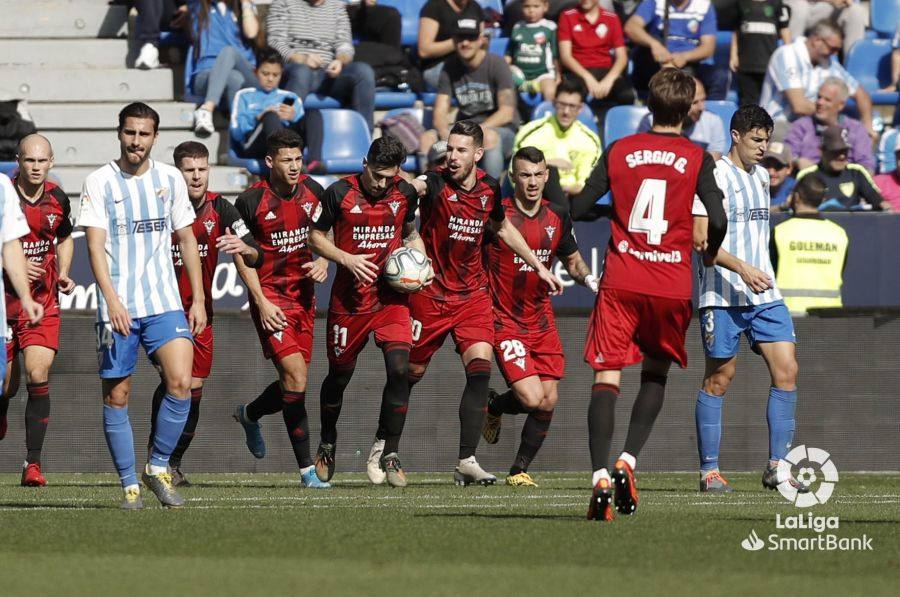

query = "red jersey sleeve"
[[312, 179, 347, 231], [608, 12, 625, 48], [557, 10, 573, 42], [50, 187, 74, 238]]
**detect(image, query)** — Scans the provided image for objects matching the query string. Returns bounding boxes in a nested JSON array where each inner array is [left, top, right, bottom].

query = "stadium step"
[[43, 130, 225, 167], [0, 0, 128, 39], [53, 165, 249, 196], [0, 39, 130, 69], [1, 68, 174, 103], [29, 102, 199, 131]]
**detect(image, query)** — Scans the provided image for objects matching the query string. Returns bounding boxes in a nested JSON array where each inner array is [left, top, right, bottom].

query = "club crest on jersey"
[[301, 202, 313, 216], [388, 200, 401, 216], [265, 211, 277, 221], [272, 331, 283, 342], [595, 23, 608, 38], [46, 214, 58, 227], [545, 225, 556, 240], [203, 219, 215, 235], [514, 357, 526, 370], [479, 195, 489, 209]]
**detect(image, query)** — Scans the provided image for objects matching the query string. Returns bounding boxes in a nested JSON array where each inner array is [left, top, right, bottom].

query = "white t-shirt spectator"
[[0, 173, 31, 340]]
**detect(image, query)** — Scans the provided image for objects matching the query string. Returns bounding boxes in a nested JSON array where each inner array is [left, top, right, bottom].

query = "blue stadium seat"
[[705, 99, 737, 151], [870, 0, 900, 39], [419, 92, 438, 106], [877, 128, 898, 173], [374, 90, 418, 109], [531, 101, 599, 135], [307, 109, 372, 173], [380, 0, 426, 47], [489, 36, 509, 56], [304, 94, 343, 109], [845, 39, 899, 105], [477, 0, 504, 15], [602, 105, 649, 144], [310, 174, 338, 189], [0, 162, 16, 176]]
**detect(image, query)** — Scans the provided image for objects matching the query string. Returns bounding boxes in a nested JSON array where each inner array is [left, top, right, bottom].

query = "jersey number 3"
[[628, 179, 669, 245]]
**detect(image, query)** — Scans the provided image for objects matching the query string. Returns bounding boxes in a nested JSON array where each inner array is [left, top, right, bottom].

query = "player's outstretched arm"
[[493, 218, 563, 295], [3, 239, 43, 326], [401, 221, 427, 255], [174, 225, 207, 336], [696, 153, 728, 260], [570, 151, 612, 221], [710, 248, 773, 294], [234, 256, 287, 332], [561, 250, 598, 293], [56, 235, 76, 294], [309, 228, 375, 284], [85, 227, 130, 335]]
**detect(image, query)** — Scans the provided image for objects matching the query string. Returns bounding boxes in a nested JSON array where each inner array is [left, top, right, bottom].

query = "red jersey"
[[486, 198, 578, 332], [557, 8, 625, 70], [418, 168, 504, 302], [4, 179, 72, 319], [234, 177, 323, 310], [312, 174, 418, 314], [171, 192, 259, 320]]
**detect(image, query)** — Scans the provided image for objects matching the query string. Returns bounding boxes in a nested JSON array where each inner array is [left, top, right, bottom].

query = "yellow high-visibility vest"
[[773, 216, 849, 315]]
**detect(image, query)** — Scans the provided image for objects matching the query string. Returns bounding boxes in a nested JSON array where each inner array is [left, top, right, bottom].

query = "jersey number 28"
[[628, 179, 669, 245]]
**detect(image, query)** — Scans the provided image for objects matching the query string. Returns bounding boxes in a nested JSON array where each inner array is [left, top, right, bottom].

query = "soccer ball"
[[383, 247, 432, 293]]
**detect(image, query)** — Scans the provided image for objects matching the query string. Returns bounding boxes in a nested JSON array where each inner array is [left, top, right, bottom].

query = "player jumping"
[[309, 136, 428, 487], [481, 146, 597, 487], [571, 69, 727, 521], [231, 129, 331, 489], [147, 141, 261, 487]]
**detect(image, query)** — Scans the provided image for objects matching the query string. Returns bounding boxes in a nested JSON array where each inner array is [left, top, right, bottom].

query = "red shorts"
[[584, 288, 692, 371], [409, 290, 493, 366], [191, 323, 214, 379], [250, 305, 315, 364], [494, 323, 564, 385], [327, 303, 412, 367], [5, 311, 61, 361]]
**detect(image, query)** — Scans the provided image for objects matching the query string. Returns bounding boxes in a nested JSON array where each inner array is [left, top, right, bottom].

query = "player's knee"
[[703, 373, 732, 397], [773, 358, 798, 390], [25, 366, 50, 385], [105, 387, 129, 408], [407, 362, 427, 386], [516, 387, 544, 411], [280, 368, 308, 393], [540, 389, 559, 411], [166, 373, 192, 398]]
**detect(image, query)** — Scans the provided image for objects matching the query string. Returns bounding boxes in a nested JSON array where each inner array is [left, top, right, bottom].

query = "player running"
[[481, 146, 597, 487], [309, 136, 427, 487], [78, 102, 207, 509], [0, 135, 74, 487], [571, 69, 727, 521], [693, 105, 806, 494], [147, 141, 261, 487], [398, 121, 563, 486], [231, 129, 330, 489]]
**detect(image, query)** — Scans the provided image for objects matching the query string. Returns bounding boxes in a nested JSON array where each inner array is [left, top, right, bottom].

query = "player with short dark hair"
[[231, 129, 332, 488], [146, 141, 261, 487], [402, 120, 563, 486], [309, 136, 428, 487], [481, 146, 596, 487], [572, 68, 727, 521], [1, 134, 74, 487]]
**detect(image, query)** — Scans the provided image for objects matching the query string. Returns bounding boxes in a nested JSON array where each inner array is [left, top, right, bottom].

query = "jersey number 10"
[[628, 179, 669, 246]]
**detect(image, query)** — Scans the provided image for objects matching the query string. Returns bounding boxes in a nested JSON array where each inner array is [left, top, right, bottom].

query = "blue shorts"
[[96, 311, 193, 379], [0, 337, 5, 385], [699, 300, 795, 359]]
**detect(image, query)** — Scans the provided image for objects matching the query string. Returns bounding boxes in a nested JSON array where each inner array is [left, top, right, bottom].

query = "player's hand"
[[341, 253, 380, 285], [593, 76, 614, 100], [671, 53, 688, 69], [651, 42, 672, 65], [188, 302, 207, 336], [25, 260, 45, 283], [57, 274, 76, 295], [107, 296, 132, 336], [20, 298, 44, 327], [729, 54, 739, 72], [258, 298, 288, 332], [276, 104, 295, 121], [584, 274, 599, 294], [302, 258, 329, 284], [738, 263, 773, 294], [325, 60, 343, 78], [216, 227, 251, 256], [537, 266, 564, 296]]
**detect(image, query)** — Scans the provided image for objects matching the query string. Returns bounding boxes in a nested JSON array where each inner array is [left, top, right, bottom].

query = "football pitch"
[[0, 472, 896, 596]]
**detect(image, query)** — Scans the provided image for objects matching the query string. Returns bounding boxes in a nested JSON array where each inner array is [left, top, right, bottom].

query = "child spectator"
[[506, 0, 559, 100], [230, 48, 304, 160], [730, 0, 791, 106]]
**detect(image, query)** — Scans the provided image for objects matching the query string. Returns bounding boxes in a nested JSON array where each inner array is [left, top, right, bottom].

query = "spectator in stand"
[[785, 77, 875, 173], [510, 78, 601, 197], [763, 140, 797, 210], [796, 126, 888, 211], [427, 140, 448, 170], [267, 0, 376, 130], [637, 75, 725, 159], [230, 49, 304, 160], [425, 17, 519, 179], [189, 0, 260, 136], [624, 0, 722, 100], [347, 0, 402, 48], [782, 0, 865, 56], [730, 0, 791, 106], [558, 0, 635, 129], [873, 146, 900, 211], [505, 0, 560, 100], [418, 0, 485, 90], [133, 0, 188, 69], [880, 26, 900, 127], [502, 0, 595, 31], [759, 20, 874, 138]]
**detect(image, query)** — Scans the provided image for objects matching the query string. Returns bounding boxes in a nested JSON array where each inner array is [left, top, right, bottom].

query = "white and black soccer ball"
[[383, 247, 432, 293]]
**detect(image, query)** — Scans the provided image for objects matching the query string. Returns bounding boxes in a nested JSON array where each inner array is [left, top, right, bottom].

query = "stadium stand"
[[531, 100, 599, 135], [878, 127, 899, 173], [705, 99, 738, 151], [379, 0, 427, 47], [603, 105, 649, 144], [869, 0, 900, 39], [304, 108, 372, 173], [845, 38, 900, 106]]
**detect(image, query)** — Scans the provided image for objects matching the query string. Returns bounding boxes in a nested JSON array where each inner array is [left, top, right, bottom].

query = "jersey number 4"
[[628, 179, 669, 245]]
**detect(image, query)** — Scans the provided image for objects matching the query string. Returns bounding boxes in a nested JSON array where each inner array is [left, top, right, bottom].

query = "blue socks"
[[695, 390, 723, 473], [149, 394, 191, 468], [767, 387, 797, 462], [103, 405, 137, 488]]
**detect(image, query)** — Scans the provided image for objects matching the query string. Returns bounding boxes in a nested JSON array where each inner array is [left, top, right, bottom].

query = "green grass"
[[0, 472, 897, 596]]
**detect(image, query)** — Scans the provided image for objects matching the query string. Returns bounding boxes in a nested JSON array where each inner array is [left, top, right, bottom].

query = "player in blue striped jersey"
[[694, 105, 807, 495], [77, 103, 207, 509]]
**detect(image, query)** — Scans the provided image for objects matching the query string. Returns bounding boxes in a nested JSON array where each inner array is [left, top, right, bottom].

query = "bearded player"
[[571, 68, 727, 521], [397, 120, 563, 486], [481, 146, 597, 487], [147, 141, 261, 486], [1, 134, 73, 487], [309, 136, 428, 488]]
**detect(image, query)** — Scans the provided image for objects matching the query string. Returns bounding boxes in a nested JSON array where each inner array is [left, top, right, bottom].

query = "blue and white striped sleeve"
[[76, 172, 109, 231]]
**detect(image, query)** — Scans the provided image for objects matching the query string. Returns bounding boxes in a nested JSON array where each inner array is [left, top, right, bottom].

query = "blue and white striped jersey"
[[699, 156, 781, 308], [77, 160, 195, 321], [0, 174, 31, 340]]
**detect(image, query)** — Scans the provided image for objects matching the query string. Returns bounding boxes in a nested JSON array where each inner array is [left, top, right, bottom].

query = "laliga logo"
[[777, 445, 838, 508]]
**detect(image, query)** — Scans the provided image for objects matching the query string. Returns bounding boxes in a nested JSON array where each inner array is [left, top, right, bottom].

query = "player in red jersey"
[[146, 141, 261, 486], [1, 134, 74, 487], [231, 129, 331, 488], [481, 146, 597, 487], [309, 136, 428, 487], [571, 69, 727, 521], [401, 121, 563, 486]]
